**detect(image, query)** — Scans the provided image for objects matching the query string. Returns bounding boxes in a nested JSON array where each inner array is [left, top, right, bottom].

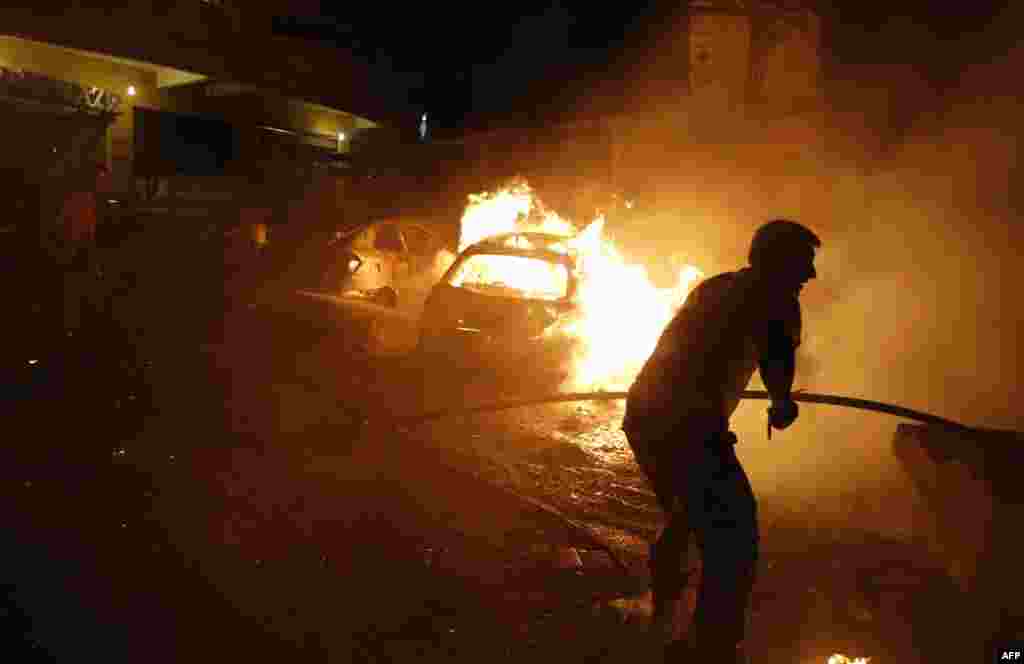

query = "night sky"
[[275, 2, 1014, 133]]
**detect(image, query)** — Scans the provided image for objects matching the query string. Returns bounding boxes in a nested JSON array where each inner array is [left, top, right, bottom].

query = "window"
[[374, 224, 404, 252], [449, 254, 569, 301]]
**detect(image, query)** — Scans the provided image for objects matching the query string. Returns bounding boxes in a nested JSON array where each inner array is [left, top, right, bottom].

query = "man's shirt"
[[624, 267, 802, 436]]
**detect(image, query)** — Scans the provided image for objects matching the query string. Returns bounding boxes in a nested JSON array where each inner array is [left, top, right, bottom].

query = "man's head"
[[748, 219, 820, 295]]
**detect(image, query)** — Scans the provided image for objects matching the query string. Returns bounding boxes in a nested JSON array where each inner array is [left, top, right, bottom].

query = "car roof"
[[458, 232, 580, 267], [470, 232, 574, 251], [336, 217, 438, 239]]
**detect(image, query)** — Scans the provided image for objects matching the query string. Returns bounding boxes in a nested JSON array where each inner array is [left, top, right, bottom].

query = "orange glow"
[[827, 655, 870, 664], [456, 181, 704, 390], [457, 182, 574, 252], [449, 253, 570, 301]]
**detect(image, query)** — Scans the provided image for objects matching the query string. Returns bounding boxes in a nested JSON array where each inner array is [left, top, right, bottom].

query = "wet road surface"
[[1, 302, 987, 663]]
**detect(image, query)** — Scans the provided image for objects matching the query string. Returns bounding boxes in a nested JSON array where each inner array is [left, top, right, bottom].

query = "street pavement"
[[1, 299, 985, 663]]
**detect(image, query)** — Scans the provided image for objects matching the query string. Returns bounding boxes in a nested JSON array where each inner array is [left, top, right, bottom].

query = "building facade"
[[0, 2, 439, 257]]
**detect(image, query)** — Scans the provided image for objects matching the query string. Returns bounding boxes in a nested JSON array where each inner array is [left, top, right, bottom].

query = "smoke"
[[592, 40, 1023, 537], [732, 43, 1024, 536], [443, 17, 1022, 536]]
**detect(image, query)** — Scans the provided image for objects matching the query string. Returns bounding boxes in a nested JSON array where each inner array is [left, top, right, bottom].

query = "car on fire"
[[418, 232, 582, 360], [317, 217, 449, 313]]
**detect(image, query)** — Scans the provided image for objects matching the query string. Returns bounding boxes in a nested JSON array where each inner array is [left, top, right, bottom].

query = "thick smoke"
[[601, 39, 1023, 536], [755, 44, 1021, 535]]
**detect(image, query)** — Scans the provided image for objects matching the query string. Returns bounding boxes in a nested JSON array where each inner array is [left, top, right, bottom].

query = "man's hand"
[[768, 398, 799, 431]]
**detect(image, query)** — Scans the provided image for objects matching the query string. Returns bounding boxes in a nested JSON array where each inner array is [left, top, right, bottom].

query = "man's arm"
[[755, 325, 796, 403], [754, 297, 801, 428]]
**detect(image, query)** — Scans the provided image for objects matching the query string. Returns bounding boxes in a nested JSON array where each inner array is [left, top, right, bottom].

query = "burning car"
[[318, 217, 449, 312], [418, 232, 581, 360]]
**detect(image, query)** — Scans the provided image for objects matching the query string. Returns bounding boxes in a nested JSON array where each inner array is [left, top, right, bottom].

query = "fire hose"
[[391, 389, 977, 432], [375, 390, 980, 579]]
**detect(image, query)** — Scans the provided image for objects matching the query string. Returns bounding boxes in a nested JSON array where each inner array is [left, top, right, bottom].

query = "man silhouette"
[[623, 219, 820, 662]]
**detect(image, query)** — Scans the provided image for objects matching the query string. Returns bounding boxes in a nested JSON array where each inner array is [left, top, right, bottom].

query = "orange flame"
[[457, 181, 573, 252], [456, 181, 704, 390]]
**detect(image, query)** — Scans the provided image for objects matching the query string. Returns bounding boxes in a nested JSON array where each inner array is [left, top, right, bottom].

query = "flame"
[[455, 181, 704, 390], [827, 656, 870, 664], [450, 252, 571, 301], [457, 181, 574, 252]]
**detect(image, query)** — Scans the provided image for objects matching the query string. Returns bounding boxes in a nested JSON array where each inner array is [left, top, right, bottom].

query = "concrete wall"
[[750, 10, 821, 111], [688, 11, 753, 112]]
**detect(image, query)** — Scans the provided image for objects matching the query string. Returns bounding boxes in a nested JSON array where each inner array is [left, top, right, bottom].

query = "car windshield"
[[447, 253, 569, 301]]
